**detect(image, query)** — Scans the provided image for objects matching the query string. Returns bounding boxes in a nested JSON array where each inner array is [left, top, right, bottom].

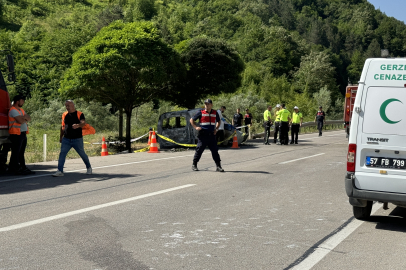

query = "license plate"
[[366, 156, 406, 169]]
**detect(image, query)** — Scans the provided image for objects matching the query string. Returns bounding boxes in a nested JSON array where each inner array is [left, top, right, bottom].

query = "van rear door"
[[356, 85, 406, 193]]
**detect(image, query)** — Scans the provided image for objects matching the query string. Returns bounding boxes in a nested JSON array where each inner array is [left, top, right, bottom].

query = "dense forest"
[[1, 0, 406, 133]]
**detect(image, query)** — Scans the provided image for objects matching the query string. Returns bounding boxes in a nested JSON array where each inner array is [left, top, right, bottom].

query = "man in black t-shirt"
[[52, 100, 92, 177], [314, 106, 326, 136], [232, 108, 243, 129], [244, 108, 253, 134]]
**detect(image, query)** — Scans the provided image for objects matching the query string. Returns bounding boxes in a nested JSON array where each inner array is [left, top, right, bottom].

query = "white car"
[[346, 58, 406, 219]]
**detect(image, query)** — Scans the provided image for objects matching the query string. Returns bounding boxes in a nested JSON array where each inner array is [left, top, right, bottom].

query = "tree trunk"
[[125, 108, 132, 153], [119, 108, 123, 140]]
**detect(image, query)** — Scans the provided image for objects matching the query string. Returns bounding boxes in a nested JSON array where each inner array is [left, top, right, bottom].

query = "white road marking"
[[0, 154, 197, 183], [279, 153, 325, 164], [0, 184, 196, 232], [291, 203, 382, 270]]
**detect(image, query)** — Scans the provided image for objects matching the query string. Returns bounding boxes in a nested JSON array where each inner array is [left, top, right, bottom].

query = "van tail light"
[[347, 143, 356, 172]]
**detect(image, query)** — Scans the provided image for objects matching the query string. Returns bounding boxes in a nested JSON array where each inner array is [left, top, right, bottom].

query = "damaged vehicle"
[[157, 109, 247, 149]]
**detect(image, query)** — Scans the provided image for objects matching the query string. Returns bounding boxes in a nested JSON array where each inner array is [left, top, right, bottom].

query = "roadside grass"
[[22, 129, 150, 163]]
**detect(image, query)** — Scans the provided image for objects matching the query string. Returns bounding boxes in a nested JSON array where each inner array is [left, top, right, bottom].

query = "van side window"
[[163, 116, 187, 130]]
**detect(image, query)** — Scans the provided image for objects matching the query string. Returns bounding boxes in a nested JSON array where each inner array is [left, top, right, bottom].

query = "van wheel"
[[353, 201, 373, 220]]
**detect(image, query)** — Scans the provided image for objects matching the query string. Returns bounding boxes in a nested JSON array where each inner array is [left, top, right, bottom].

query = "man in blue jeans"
[[52, 100, 92, 177]]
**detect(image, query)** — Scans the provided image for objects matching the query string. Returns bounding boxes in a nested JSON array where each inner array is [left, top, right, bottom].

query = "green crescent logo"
[[380, 98, 402, 124]]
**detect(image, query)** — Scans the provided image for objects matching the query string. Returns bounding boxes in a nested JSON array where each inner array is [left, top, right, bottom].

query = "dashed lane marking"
[[0, 184, 196, 232], [278, 153, 325, 164]]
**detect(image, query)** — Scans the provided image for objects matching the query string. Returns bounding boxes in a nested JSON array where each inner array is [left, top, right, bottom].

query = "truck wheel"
[[353, 201, 373, 220]]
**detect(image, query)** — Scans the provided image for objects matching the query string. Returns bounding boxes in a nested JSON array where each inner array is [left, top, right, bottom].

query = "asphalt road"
[[0, 130, 404, 270]]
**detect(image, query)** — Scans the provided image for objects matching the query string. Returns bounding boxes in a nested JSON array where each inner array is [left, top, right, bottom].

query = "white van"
[[346, 58, 406, 219]]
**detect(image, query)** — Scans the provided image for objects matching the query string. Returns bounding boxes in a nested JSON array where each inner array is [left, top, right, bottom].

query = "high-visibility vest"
[[8, 106, 29, 135], [62, 111, 95, 136], [275, 110, 281, 122], [200, 109, 217, 127]]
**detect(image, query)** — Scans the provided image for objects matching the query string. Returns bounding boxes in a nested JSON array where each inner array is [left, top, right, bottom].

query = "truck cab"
[[0, 53, 15, 172]]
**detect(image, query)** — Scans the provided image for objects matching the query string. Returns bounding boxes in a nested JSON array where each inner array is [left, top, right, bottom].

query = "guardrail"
[[252, 120, 344, 139]]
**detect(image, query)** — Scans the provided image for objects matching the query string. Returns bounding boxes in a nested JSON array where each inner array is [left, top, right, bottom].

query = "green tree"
[[166, 37, 244, 108], [313, 86, 331, 112], [293, 50, 336, 94], [60, 21, 185, 151]]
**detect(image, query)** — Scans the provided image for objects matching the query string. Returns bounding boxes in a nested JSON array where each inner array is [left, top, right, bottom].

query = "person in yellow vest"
[[52, 100, 92, 177], [277, 103, 291, 145], [8, 95, 35, 175], [263, 105, 273, 145], [273, 104, 281, 144], [290, 106, 303, 144]]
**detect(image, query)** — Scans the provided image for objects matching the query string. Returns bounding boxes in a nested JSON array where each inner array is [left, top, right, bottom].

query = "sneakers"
[[52, 170, 64, 177], [290, 141, 294, 144], [216, 162, 225, 172], [192, 164, 199, 171], [53, 168, 91, 176]]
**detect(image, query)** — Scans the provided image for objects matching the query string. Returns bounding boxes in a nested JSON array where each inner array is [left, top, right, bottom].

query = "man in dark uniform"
[[190, 99, 224, 172], [314, 106, 326, 136], [244, 108, 253, 134], [232, 108, 243, 129]]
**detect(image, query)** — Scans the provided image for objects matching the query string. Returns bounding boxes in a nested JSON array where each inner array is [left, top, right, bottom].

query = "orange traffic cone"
[[148, 131, 160, 153], [231, 133, 240, 149], [101, 136, 109, 156]]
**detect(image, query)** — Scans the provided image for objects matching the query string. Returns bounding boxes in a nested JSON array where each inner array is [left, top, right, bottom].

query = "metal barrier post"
[[43, 134, 47, 162]]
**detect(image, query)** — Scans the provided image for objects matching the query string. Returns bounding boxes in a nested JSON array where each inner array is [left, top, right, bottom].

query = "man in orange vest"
[[52, 100, 92, 177], [8, 95, 34, 175]]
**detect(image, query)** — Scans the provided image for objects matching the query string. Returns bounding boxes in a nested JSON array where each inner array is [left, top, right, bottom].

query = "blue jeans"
[[58, 137, 91, 172]]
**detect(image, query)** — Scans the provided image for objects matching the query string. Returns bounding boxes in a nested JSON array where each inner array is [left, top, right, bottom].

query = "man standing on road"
[[278, 104, 291, 145], [290, 106, 303, 144], [273, 104, 281, 144], [232, 108, 243, 130], [190, 99, 224, 172], [244, 108, 253, 134], [8, 95, 34, 175], [216, 106, 226, 145], [263, 105, 273, 145], [314, 106, 326, 136], [53, 100, 92, 177]]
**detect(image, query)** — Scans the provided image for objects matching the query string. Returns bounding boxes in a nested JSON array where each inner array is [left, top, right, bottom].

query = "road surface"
[[1, 130, 405, 270]]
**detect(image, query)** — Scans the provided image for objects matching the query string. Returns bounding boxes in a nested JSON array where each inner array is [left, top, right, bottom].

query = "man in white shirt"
[[216, 106, 226, 144]]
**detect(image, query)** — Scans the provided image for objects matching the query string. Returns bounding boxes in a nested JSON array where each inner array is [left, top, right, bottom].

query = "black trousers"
[[9, 132, 27, 170], [317, 121, 324, 135], [291, 124, 300, 143], [280, 121, 289, 145], [216, 130, 225, 144], [264, 121, 271, 143], [193, 133, 221, 164], [274, 122, 280, 142]]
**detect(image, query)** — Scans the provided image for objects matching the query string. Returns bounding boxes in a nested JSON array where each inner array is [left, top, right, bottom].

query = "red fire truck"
[[344, 85, 358, 138], [0, 52, 15, 172]]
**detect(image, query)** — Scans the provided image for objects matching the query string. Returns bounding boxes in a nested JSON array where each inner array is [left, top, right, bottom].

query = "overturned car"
[[157, 109, 247, 149]]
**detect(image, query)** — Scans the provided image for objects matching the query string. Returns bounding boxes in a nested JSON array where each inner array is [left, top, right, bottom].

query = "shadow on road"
[[0, 171, 139, 195], [224, 170, 273, 174], [368, 207, 406, 232], [0, 163, 58, 178]]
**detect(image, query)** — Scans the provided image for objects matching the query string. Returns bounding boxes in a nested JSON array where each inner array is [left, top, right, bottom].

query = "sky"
[[368, 0, 406, 23]]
